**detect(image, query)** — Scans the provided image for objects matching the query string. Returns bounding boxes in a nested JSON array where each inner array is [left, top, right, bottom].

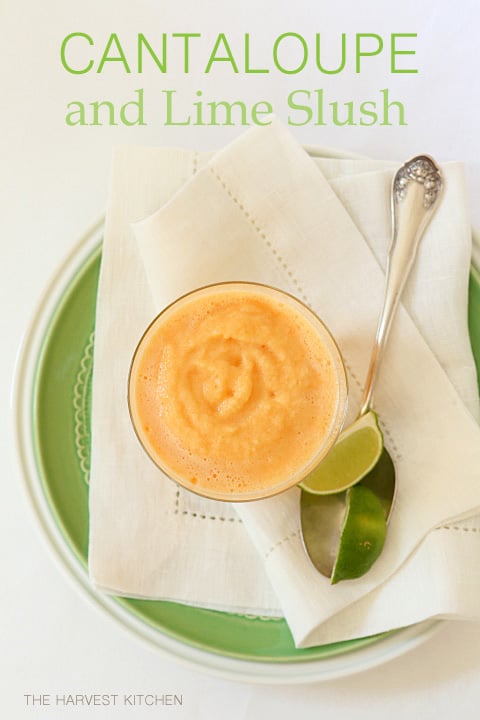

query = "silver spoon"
[[301, 154, 444, 579]]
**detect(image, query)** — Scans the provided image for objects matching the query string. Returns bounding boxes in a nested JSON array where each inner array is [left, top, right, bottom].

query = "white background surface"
[[2, 0, 480, 717]]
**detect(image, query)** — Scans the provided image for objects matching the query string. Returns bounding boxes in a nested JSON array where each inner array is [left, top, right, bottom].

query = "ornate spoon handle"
[[359, 155, 444, 416]]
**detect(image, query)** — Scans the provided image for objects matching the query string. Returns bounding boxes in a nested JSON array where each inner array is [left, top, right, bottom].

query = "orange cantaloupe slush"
[[128, 283, 347, 501]]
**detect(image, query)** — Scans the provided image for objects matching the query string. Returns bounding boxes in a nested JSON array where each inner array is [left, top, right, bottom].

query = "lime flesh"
[[331, 484, 387, 584], [299, 410, 383, 495]]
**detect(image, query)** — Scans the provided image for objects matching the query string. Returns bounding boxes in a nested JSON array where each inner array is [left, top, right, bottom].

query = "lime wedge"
[[299, 410, 383, 495], [331, 484, 387, 584]]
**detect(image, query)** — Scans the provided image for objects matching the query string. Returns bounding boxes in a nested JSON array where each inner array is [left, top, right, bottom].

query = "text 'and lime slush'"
[[128, 283, 348, 502]]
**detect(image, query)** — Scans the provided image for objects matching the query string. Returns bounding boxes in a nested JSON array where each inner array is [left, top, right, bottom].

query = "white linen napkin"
[[89, 118, 480, 648]]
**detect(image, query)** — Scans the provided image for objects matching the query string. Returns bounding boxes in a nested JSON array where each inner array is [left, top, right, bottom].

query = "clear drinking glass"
[[128, 282, 348, 502]]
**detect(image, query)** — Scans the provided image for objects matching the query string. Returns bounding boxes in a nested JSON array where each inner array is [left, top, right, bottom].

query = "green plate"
[[16, 225, 480, 682]]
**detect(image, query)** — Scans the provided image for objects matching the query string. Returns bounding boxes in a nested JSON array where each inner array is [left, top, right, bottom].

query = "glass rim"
[[128, 281, 348, 502]]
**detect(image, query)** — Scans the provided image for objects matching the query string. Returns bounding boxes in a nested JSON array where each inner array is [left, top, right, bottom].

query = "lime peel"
[[299, 410, 383, 495], [331, 484, 387, 584]]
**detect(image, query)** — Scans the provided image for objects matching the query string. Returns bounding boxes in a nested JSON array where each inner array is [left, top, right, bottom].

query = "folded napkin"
[[89, 118, 480, 648]]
